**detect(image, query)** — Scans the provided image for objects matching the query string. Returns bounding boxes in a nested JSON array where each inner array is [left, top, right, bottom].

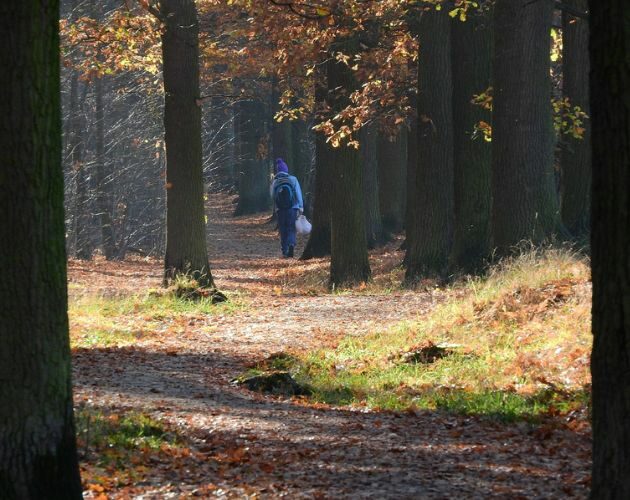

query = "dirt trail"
[[71, 193, 590, 498]]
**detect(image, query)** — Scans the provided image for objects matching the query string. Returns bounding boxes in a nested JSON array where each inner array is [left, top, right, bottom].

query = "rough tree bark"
[[491, 0, 561, 253], [449, 4, 493, 274], [327, 40, 371, 287], [234, 98, 270, 215], [590, 0, 630, 496], [405, 6, 454, 282], [0, 0, 83, 496], [361, 124, 386, 248], [161, 0, 214, 286], [560, 0, 591, 238], [378, 129, 407, 235]]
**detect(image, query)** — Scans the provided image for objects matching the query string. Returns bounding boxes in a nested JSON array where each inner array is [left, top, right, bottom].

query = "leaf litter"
[[72, 193, 590, 498]]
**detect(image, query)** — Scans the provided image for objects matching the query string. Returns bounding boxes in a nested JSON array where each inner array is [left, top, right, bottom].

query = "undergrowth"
[[277, 248, 592, 422]]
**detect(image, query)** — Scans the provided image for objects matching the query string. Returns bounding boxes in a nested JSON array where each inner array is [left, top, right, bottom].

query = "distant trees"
[[590, 0, 630, 495], [59, 0, 594, 288], [0, 0, 82, 496]]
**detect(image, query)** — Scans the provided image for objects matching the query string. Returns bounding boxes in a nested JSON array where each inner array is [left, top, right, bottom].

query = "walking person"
[[271, 158, 304, 258]]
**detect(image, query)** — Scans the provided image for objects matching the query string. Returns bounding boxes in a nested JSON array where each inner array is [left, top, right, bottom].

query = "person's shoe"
[[287, 245, 294, 258]]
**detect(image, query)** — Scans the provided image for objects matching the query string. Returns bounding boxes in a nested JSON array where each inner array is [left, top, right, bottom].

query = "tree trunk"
[[590, 0, 630, 496], [272, 79, 294, 167], [301, 81, 332, 259], [449, 5, 493, 274], [327, 40, 371, 287], [560, 0, 591, 238], [405, 7, 454, 282], [491, 0, 561, 253], [361, 124, 386, 248], [234, 98, 270, 215], [0, 0, 83, 496], [69, 67, 92, 260], [292, 119, 312, 214], [161, 0, 214, 287], [94, 72, 116, 259], [378, 129, 407, 235]]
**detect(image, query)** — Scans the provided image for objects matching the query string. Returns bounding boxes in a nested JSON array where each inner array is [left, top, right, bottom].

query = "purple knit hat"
[[275, 158, 289, 174]]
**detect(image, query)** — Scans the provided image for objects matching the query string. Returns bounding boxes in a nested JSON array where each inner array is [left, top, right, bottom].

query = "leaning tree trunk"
[[0, 0, 83, 496], [327, 40, 371, 287], [234, 98, 270, 215], [560, 0, 591, 238], [161, 0, 214, 287], [378, 128, 407, 235], [590, 0, 630, 496], [449, 4, 493, 274], [301, 80, 332, 259], [405, 6, 454, 283], [94, 71, 116, 259], [491, 0, 561, 253], [361, 124, 386, 248]]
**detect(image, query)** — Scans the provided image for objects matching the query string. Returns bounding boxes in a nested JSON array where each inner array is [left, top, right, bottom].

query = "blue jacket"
[[270, 172, 304, 211]]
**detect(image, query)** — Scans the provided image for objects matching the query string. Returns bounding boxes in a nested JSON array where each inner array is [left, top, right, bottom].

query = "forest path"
[[71, 193, 589, 498]]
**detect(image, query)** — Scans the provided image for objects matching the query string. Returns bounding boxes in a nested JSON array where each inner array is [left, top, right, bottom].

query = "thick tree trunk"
[[301, 81, 332, 260], [449, 5, 493, 274], [361, 125, 386, 248], [327, 40, 371, 287], [405, 7, 454, 282], [378, 129, 407, 235], [560, 0, 591, 238], [234, 99, 270, 215], [0, 1, 83, 496], [491, 0, 561, 253], [161, 0, 214, 287], [94, 73, 116, 259], [590, 1, 630, 496]]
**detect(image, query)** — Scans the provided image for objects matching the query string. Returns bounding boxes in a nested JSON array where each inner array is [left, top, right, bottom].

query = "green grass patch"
[[281, 249, 592, 421], [69, 291, 246, 348]]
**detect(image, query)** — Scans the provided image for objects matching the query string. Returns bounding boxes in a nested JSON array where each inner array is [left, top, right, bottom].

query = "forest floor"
[[70, 193, 591, 499]]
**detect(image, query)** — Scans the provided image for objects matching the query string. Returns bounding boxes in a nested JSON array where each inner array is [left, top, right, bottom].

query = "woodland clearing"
[[71, 194, 591, 498]]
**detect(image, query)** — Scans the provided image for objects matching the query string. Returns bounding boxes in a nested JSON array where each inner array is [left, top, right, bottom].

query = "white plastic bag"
[[295, 214, 312, 235]]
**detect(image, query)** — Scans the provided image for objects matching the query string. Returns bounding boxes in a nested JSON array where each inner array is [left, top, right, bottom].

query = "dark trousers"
[[277, 208, 298, 256]]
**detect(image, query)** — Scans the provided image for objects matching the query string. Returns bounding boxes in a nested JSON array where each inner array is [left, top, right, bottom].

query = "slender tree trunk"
[[69, 68, 92, 260], [560, 0, 591, 238], [234, 98, 270, 215], [301, 81, 332, 259], [491, 0, 561, 253], [404, 79, 418, 253], [449, 5, 493, 274], [361, 124, 386, 248], [272, 79, 294, 167], [161, 0, 214, 287], [405, 7, 454, 282], [327, 40, 371, 287], [0, 1, 83, 496], [590, 0, 630, 496], [378, 129, 407, 235], [94, 72, 116, 259], [292, 119, 311, 213]]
